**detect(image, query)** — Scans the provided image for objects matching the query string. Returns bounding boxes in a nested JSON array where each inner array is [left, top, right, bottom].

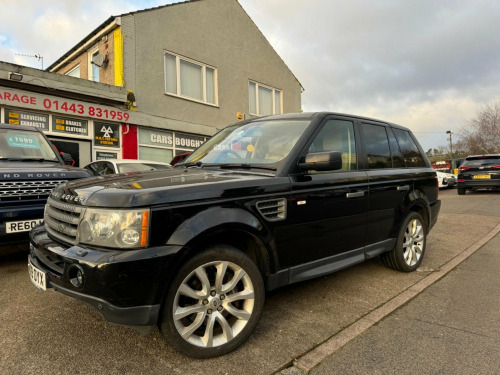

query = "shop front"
[[1, 87, 208, 166]]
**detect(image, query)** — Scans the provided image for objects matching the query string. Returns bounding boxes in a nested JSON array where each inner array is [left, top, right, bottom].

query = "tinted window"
[[362, 124, 391, 169], [308, 119, 357, 171], [392, 129, 426, 167], [387, 128, 405, 167], [463, 156, 500, 167]]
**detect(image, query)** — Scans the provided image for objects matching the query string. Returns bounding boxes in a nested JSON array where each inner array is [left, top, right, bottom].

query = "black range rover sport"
[[29, 112, 440, 358]]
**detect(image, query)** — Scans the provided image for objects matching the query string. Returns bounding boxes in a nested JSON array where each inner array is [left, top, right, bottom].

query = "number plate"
[[473, 174, 490, 179], [6, 219, 43, 233], [28, 262, 47, 291]]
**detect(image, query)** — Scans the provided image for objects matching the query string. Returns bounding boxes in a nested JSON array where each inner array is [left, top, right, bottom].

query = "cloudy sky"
[[1, 0, 499, 151]]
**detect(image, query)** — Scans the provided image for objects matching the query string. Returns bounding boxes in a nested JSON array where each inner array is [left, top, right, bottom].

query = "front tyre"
[[382, 211, 426, 272], [160, 245, 265, 358]]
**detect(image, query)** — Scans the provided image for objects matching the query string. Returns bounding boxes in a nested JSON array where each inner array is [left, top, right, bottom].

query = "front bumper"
[[29, 224, 183, 327]]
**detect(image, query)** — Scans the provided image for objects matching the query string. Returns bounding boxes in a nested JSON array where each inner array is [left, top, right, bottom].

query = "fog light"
[[68, 264, 85, 288]]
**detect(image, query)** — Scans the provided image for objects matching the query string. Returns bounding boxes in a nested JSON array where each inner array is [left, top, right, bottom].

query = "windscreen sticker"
[[6, 133, 41, 149]]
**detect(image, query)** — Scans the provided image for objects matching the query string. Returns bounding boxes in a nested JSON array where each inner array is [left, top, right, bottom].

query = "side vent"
[[256, 198, 287, 222]]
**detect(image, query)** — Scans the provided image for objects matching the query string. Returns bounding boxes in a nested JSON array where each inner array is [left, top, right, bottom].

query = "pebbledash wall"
[[0, 62, 209, 167]]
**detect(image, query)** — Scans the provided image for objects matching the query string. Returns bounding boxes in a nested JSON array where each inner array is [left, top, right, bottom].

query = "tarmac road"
[[1, 189, 499, 375]]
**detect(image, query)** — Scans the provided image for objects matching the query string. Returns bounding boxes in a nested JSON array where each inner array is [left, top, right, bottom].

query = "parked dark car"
[[457, 154, 500, 195], [0, 123, 90, 245], [28, 112, 440, 358]]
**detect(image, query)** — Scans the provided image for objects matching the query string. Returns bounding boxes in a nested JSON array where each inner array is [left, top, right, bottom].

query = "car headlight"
[[79, 208, 149, 249]]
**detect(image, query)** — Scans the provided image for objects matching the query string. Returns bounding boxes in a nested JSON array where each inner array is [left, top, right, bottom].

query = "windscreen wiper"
[[205, 163, 277, 171], [182, 161, 203, 168]]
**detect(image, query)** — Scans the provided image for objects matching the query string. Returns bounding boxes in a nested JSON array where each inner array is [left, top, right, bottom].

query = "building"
[[0, 62, 128, 166], [47, 0, 303, 163]]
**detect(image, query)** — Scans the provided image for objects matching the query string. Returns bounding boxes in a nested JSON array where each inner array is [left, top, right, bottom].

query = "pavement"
[[281, 225, 500, 374]]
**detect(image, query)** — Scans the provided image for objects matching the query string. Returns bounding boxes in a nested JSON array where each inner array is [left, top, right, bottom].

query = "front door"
[[286, 117, 369, 283]]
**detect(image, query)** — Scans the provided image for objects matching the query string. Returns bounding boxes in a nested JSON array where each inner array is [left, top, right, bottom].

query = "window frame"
[[88, 46, 99, 82], [164, 51, 218, 106], [248, 80, 283, 116]]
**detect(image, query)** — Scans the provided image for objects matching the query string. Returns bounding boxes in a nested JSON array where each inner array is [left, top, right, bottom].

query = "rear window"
[[463, 156, 500, 167], [392, 129, 426, 167]]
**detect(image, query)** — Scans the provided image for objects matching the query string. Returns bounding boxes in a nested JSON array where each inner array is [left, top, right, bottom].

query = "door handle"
[[397, 185, 410, 191], [346, 191, 365, 198]]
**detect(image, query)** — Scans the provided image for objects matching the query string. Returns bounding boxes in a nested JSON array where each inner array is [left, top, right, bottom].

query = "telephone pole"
[[446, 130, 454, 171]]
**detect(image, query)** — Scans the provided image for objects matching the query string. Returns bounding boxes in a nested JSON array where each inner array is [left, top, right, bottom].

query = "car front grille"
[[44, 197, 84, 245], [0, 180, 66, 202]]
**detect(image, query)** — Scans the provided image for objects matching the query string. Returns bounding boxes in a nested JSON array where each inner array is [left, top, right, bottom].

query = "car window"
[[308, 119, 357, 171], [462, 157, 500, 167], [0, 129, 59, 161], [118, 163, 160, 173], [387, 129, 405, 167], [392, 129, 426, 167], [91, 161, 115, 175], [361, 123, 392, 169]]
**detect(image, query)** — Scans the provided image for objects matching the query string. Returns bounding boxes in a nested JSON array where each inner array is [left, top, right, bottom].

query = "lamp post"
[[446, 130, 454, 172]]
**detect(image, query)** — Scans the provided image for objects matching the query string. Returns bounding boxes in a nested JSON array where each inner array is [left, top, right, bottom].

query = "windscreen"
[[0, 129, 59, 161], [183, 120, 310, 166]]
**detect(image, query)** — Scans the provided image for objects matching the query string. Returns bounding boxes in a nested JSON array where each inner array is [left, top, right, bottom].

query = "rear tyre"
[[160, 245, 265, 358], [382, 211, 426, 272], [457, 188, 466, 195]]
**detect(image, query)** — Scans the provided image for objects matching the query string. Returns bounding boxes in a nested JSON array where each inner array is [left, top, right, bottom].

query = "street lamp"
[[446, 130, 454, 171]]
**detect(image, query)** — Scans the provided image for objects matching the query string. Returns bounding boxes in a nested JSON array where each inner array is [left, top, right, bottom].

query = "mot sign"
[[94, 122, 119, 147]]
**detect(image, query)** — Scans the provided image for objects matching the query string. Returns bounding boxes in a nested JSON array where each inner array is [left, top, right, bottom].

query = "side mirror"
[[61, 153, 73, 166], [298, 151, 342, 171]]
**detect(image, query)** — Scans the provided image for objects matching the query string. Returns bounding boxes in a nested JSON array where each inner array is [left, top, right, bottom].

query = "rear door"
[[360, 122, 414, 257]]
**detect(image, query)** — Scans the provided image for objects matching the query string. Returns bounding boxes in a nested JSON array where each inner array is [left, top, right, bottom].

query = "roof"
[[46, 0, 303, 89]]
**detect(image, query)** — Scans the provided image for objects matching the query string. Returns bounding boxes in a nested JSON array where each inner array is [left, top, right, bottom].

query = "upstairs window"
[[164, 52, 217, 105], [249, 81, 282, 116], [88, 46, 100, 82], [66, 65, 80, 78]]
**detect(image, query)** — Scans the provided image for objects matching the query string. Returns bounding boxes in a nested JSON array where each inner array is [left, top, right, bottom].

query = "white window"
[[164, 52, 217, 105], [66, 65, 80, 78], [88, 46, 99, 82], [249, 81, 282, 116]]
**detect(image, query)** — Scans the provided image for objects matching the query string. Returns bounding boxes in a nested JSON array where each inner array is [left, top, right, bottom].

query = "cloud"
[[0, 0, 498, 151], [239, 0, 500, 149]]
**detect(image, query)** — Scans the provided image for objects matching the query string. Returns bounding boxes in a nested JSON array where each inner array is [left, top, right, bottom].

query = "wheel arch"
[[155, 207, 276, 313]]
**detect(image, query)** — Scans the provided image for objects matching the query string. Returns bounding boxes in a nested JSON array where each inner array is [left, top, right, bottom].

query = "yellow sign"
[[8, 119, 20, 125], [56, 125, 65, 131]]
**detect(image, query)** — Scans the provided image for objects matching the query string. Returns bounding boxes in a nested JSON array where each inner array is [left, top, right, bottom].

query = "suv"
[[28, 112, 440, 358], [457, 154, 500, 195], [0, 123, 90, 244]]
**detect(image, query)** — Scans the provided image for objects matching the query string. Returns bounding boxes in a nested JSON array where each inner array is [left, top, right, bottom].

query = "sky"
[[1, 0, 499, 152]]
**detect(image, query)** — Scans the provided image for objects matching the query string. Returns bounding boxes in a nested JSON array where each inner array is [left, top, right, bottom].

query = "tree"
[[457, 101, 500, 155]]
